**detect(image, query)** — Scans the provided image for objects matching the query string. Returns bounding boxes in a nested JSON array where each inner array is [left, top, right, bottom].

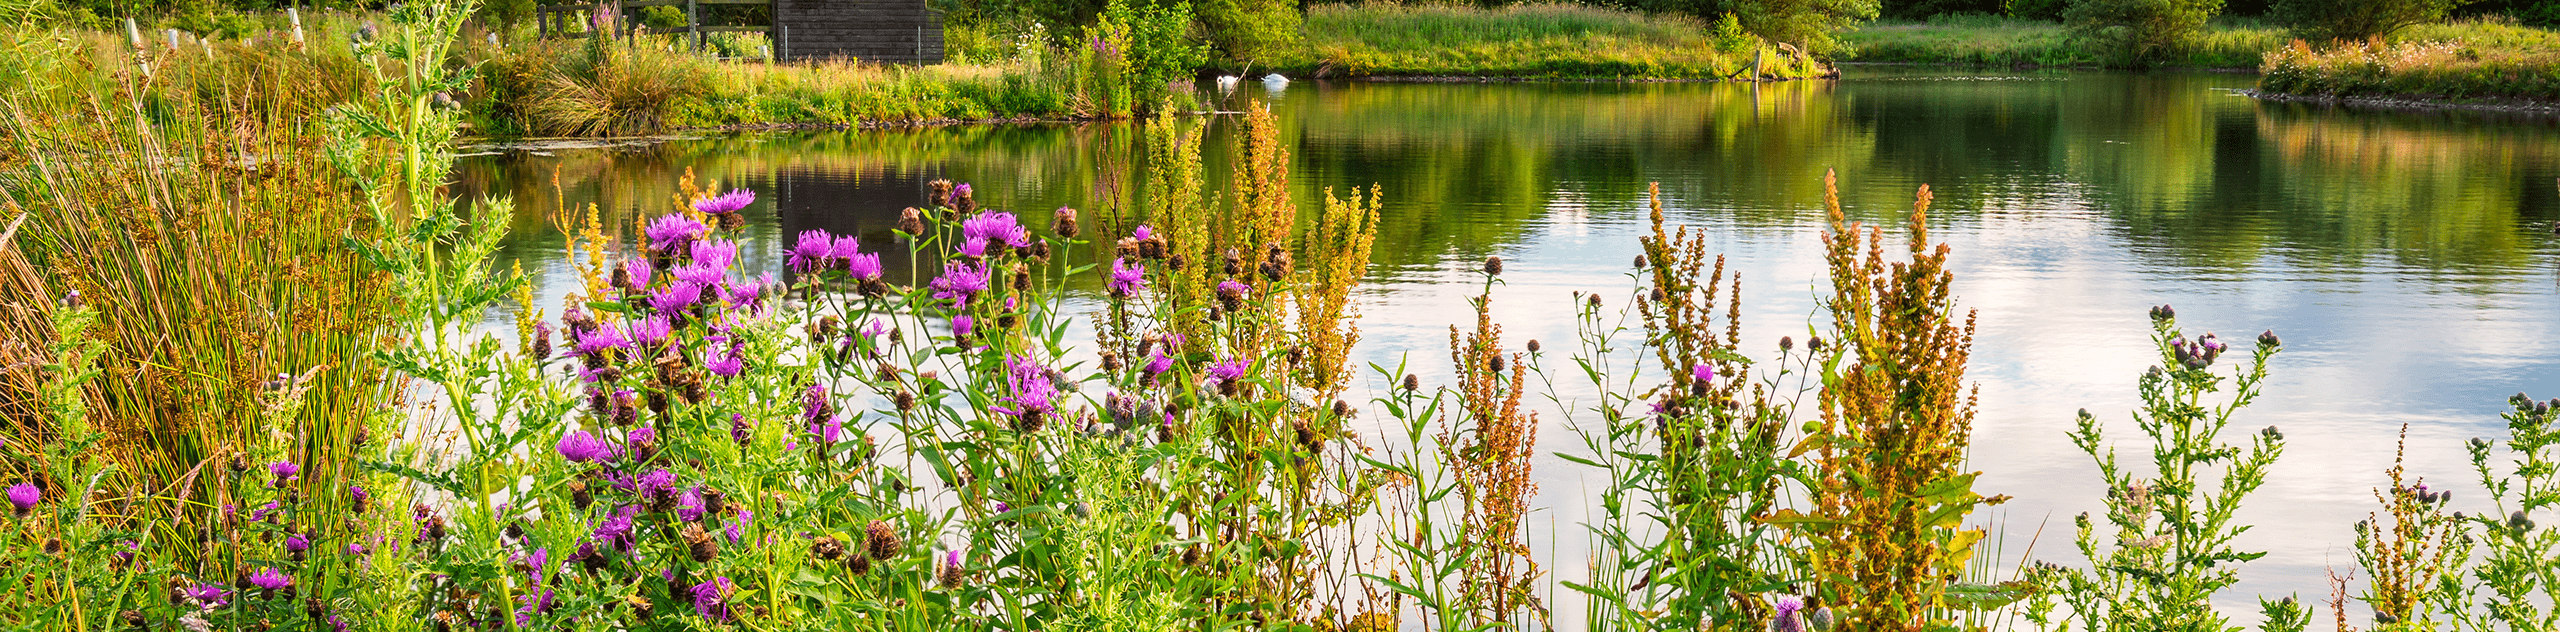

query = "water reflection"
[[456, 68, 2560, 624]]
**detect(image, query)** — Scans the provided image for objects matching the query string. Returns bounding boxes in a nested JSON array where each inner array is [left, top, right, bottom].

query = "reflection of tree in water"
[[455, 72, 2560, 297]]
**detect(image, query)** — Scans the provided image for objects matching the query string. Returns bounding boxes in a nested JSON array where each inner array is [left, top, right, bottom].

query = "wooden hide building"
[[775, 0, 944, 64]]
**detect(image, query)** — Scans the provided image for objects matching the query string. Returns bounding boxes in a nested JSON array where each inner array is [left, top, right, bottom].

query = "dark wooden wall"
[[775, 0, 945, 64]]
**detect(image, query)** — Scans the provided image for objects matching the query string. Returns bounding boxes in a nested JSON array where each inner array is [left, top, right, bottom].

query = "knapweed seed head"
[[1052, 206, 1080, 238], [1483, 255, 1503, 276], [865, 520, 901, 559]]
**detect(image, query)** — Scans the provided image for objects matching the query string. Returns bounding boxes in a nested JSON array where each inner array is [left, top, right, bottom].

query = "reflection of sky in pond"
[[456, 66, 2560, 625]]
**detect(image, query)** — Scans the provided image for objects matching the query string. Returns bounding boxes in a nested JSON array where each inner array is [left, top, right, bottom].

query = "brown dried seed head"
[[865, 520, 902, 560]]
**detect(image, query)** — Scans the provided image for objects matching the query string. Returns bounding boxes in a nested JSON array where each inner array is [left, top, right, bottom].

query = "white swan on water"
[[1215, 75, 1241, 92]]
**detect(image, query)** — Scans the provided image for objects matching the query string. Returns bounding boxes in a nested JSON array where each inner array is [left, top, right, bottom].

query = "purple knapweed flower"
[[991, 355, 1060, 424], [693, 189, 755, 216], [678, 487, 706, 523], [1205, 356, 1251, 391], [929, 261, 991, 308], [955, 237, 993, 259], [730, 413, 752, 445], [621, 259, 654, 293], [269, 461, 301, 485], [573, 325, 631, 358], [790, 230, 837, 274], [252, 501, 279, 522], [673, 261, 727, 288], [1217, 279, 1250, 298], [645, 214, 709, 255], [690, 239, 739, 272], [556, 429, 616, 464], [691, 576, 736, 621], [725, 508, 750, 543], [828, 234, 867, 264], [962, 213, 1029, 250], [704, 341, 746, 378], [6, 483, 37, 516], [1141, 348, 1174, 378], [628, 426, 658, 451], [651, 282, 706, 314], [637, 469, 679, 500], [951, 314, 974, 339], [946, 183, 972, 208], [248, 567, 292, 591], [846, 251, 883, 281], [594, 504, 640, 550], [1692, 363, 1715, 384], [1131, 224, 1153, 241], [285, 532, 311, 554], [628, 315, 673, 351], [811, 415, 844, 447], [1108, 258, 1146, 298], [344, 542, 368, 556], [185, 583, 229, 608]]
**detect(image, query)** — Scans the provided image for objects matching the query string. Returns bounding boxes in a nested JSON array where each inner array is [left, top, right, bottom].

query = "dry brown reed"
[[1797, 170, 2002, 629], [1443, 280, 1543, 624]]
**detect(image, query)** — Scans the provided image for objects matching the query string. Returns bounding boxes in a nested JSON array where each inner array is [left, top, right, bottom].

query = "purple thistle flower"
[[285, 532, 310, 554], [690, 239, 739, 272], [1692, 363, 1715, 384], [621, 259, 654, 293], [1142, 348, 1174, 377], [651, 282, 706, 314], [693, 189, 755, 216], [6, 483, 37, 515], [1770, 594, 1807, 632], [645, 214, 709, 254], [929, 261, 991, 308], [812, 415, 844, 447], [790, 230, 837, 274], [691, 576, 736, 621], [248, 567, 292, 591], [556, 429, 616, 463], [1108, 258, 1146, 298]]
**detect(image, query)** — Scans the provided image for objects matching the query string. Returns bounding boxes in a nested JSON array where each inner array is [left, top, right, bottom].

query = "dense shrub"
[[2064, 0, 2222, 67]]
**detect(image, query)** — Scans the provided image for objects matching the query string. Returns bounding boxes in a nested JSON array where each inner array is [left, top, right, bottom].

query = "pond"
[[456, 66, 2560, 624]]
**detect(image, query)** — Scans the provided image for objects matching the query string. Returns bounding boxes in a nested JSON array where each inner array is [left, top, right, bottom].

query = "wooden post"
[[686, 0, 700, 52]]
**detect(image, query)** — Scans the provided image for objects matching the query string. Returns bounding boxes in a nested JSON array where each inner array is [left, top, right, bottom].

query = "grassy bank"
[[1263, 2, 1830, 79], [2257, 20, 2560, 102], [474, 37, 1081, 136], [1839, 15, 2286, 67]]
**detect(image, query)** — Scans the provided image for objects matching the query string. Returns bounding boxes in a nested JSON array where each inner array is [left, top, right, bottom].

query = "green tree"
[[1193, 0, 1299, 62], [2065, 0, 2221, 67], [2270, 0, 2470, 41]]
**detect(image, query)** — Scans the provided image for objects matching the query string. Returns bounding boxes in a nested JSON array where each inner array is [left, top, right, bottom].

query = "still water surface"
[[458, 66, 2560, 622]]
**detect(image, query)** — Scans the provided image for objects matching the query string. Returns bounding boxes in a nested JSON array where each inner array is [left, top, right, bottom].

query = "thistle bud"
[[1633, 254, 1648, 269], [1489, 355, 1507, 374], [1483, 255, 1503, 276], [2257, 330, 2281, 348], [1402, 374, 1420, 391], [1526, 339, 1542, 353], [1586, 294, 1602, 308], [1779, 336, 1793, 352]]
